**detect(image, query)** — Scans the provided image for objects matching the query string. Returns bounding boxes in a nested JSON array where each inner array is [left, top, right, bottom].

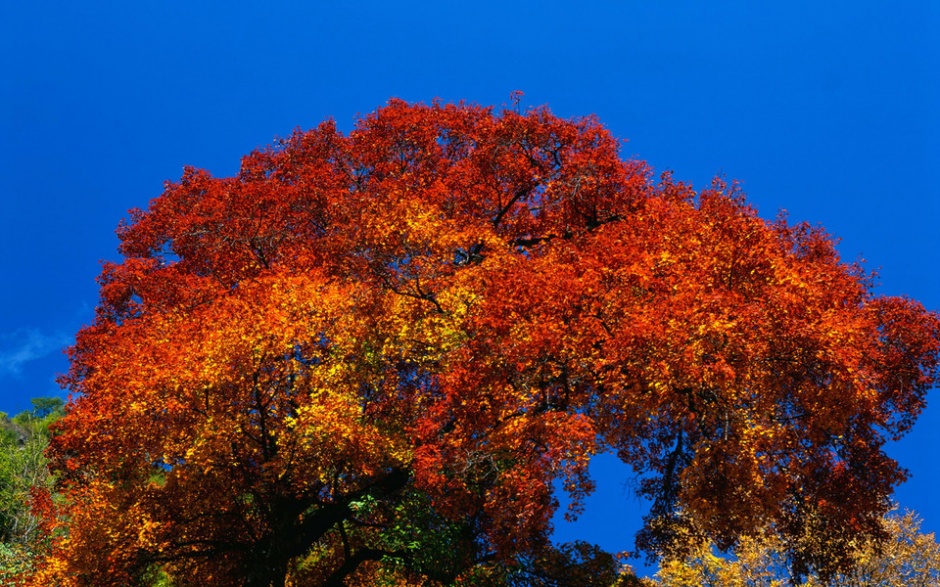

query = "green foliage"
[[0, 397, 63, 583], [139, 565, 176, 587], [0, 541, 35, 584], [378, 490, 479, 583], [29, 398, 64, 420], [0, 431, 47, 544], [7, 397, 65, 437], [0, 417, 27, 447]]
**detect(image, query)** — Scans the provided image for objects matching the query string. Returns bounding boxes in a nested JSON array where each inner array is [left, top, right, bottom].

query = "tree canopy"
[[30, 100, 940, 586]]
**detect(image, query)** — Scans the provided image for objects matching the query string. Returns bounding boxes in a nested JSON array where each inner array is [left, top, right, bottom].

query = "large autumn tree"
[[30, 100, 940, 586]]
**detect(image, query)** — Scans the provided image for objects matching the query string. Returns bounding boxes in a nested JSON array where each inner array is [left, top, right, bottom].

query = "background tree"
[[652, 508, 940, 587], [0, 398, 63, 584], [30, 100, 940, 586]]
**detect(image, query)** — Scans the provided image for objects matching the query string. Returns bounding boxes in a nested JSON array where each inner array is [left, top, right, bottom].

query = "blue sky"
[[1, 1, 937, 574]]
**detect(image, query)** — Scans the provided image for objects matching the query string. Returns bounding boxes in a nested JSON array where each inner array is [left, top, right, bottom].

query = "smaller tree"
[[652, 508, 940, 587], [28, 398, 64, 421]]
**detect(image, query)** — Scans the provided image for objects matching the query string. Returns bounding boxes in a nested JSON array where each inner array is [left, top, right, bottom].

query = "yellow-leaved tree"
[[653, 509, 940, 587]]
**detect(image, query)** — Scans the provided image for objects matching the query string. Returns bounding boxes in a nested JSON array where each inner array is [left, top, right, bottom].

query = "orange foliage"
[[28, 100, 940, 586]]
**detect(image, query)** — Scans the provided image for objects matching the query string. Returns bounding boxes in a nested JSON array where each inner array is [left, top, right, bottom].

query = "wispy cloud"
[[0, 329, 72, 377]]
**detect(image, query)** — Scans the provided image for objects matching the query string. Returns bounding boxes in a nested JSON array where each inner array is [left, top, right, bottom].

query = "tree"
[[27, 398, 64, 421], [31, 99, 940, 586], [652, 508, 940, 587]]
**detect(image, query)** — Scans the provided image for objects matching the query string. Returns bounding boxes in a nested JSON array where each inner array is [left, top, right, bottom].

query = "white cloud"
[[0, 329, 72, 377]]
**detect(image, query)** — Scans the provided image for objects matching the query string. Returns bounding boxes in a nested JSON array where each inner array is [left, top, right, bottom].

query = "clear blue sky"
[[2, 1, 937, 574]]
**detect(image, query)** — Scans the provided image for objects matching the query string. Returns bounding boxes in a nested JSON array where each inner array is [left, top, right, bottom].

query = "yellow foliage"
[[651, 509, 939, 587]]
